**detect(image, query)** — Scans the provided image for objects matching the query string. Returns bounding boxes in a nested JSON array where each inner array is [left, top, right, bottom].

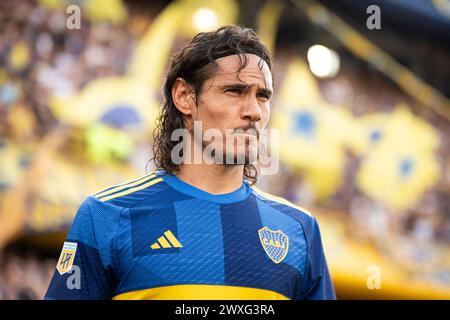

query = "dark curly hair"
[[151, 25, 273, 185]]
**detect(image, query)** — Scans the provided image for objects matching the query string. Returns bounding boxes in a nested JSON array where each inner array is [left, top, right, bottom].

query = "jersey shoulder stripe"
[[251, 185, 312, 217], [92, 171, 156, 199], [98, 176, 163, 202]]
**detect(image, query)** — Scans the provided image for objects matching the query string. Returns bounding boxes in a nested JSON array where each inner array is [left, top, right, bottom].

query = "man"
[[45, 25, 336, 300]]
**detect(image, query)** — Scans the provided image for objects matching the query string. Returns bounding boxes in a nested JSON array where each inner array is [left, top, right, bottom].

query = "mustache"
[[233, 125, 259, 139]]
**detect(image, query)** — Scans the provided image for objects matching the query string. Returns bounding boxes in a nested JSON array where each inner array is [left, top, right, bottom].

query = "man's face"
[[192, 53, 273, 164]]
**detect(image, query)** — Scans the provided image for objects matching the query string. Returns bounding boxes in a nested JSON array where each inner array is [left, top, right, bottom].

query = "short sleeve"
[[44, 196, 120, 300], [298, 217, 336, 300]]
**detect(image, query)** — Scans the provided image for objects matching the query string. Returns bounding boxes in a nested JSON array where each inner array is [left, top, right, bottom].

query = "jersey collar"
[[157, 170, 252, 204]]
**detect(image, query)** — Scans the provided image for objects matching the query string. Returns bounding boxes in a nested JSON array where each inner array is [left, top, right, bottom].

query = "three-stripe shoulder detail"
[[92, 172, 163, 202], [251, 185, 312, 217]]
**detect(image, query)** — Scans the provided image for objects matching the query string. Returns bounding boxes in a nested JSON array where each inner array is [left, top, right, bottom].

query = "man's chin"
[[225, 150, 258, 165]]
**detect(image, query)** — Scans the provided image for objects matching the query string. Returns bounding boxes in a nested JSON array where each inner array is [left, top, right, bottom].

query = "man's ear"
[[172, 78, 196, 117]]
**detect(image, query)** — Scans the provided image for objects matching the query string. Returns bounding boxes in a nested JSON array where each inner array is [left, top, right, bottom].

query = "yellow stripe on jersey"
[[93, 171, 156, 198], [251, 185, 312, 217], [164, 230, 183, 248], [112, 284, 289, 300], [99, 177, 163, 202], [150, 243, 161, 249], [150, 230, 182, 249], [156, 236, 171, 248]]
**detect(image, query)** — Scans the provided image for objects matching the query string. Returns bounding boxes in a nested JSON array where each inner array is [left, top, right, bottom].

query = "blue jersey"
[[45, 170, 335, 300]]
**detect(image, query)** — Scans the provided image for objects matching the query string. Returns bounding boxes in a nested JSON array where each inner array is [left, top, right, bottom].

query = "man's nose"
[[241, 96, 262, 123]]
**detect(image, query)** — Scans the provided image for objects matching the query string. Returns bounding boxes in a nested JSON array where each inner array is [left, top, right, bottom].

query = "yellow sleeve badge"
[[56, 242, 78, 275]]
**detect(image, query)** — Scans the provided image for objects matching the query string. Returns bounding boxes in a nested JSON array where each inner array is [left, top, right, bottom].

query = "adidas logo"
[[151, 230, 183, 249]]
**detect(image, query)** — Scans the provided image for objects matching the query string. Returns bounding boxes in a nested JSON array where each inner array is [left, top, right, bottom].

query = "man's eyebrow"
[[217, 83, 250, 90], [217, 83, 273, 97]]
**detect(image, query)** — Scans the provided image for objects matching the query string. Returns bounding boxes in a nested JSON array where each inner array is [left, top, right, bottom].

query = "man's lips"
[[232, 128, 259, 139], [231, 133, 259, 142], [233, 132, 257, 136]]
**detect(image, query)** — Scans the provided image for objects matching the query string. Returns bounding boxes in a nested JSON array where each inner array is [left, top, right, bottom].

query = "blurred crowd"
[[0, 0, 148, 300], [325, 67, 450, 245], [0, 248, 55, 300], [0, 1, 148, 140], [258, 63, 450, 244]]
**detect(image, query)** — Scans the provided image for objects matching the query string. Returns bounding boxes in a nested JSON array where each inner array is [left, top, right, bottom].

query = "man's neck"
[[176, 163, 244, 195]]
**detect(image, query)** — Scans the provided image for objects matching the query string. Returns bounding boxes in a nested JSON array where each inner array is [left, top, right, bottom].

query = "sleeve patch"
[[56, 242, 78, 275]]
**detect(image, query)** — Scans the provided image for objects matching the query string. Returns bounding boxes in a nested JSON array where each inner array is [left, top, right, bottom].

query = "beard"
[[201, 134, 258, 165]]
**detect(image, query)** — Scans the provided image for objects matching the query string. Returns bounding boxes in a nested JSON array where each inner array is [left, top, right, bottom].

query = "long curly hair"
[[151, 25, 273, 185]]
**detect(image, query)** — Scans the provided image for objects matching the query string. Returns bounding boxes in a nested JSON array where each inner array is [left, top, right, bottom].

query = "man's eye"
[[258, 93, 269, 100], [226, 88, 243, 94]]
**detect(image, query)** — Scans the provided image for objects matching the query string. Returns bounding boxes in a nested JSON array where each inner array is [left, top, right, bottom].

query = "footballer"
[[45, 25, 336, 300]]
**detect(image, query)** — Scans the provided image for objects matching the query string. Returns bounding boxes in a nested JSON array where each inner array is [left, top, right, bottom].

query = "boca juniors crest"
[[258, 227, 289, 264], [56, 242, 78, 275]]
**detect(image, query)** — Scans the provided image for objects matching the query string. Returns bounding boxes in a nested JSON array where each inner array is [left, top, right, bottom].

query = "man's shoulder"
[[250, 184, 315, 223], [87, 170, 169, 209], [250, 185, 323, 244]]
